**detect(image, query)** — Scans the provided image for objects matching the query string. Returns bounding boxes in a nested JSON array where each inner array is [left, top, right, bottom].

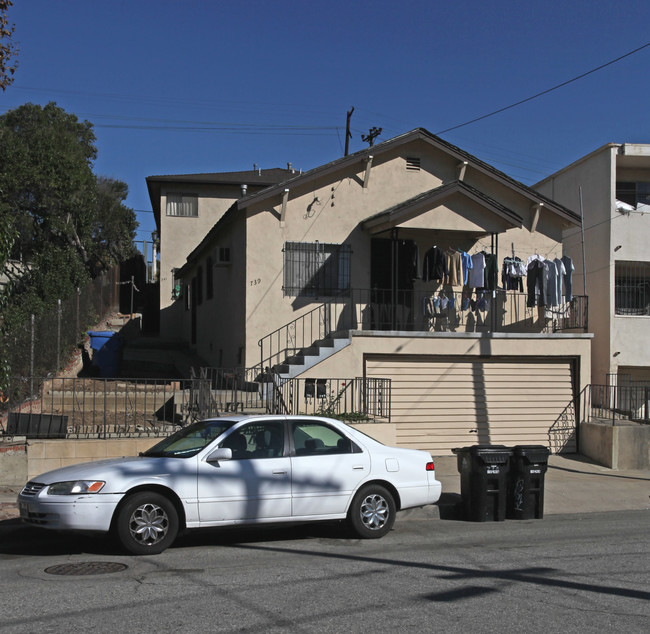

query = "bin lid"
[[87, 330, 122, 351], [512, 445, 550, 463], [452, 444, 510, 463]]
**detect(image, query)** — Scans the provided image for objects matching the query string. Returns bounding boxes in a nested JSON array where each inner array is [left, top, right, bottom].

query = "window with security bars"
[[166, 193, 198, 217], [283, 242, 351, 297], [615, 261, 650, 316]]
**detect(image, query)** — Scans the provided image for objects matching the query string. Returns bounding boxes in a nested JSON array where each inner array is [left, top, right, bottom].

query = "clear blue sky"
[[3, 0, 650, 248]]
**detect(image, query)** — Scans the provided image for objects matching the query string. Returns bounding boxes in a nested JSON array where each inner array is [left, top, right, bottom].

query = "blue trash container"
[[87, 330, 123, 377]]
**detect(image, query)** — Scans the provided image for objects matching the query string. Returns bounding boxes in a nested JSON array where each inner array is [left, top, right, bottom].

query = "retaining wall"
[[580, 421, 650, 469]]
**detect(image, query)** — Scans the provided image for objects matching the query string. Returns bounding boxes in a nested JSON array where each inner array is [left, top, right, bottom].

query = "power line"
[[435, 42, 650, 135]]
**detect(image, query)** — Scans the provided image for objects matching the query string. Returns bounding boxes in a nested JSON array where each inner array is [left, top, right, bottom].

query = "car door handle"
[[352, 466, 365, 470], [272, 470, 288, 475]]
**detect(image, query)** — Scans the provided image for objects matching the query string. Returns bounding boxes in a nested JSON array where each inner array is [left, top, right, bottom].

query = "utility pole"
[[362, 126, 382, 147], [344, 107, 354, 156]]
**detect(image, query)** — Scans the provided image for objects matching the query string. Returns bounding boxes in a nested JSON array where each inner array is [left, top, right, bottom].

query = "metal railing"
[[264, 376, 391, 422], [0, 376, 201, 439], [258, 301, 345, 373], [581, 383, 650, 425], [0, 371, 392, 439], [259, 287, 589, 373], [348, 288, 588, 334]]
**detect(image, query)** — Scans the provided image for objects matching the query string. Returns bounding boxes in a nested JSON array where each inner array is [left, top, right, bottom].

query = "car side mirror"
[[206, 447, 233, 463]]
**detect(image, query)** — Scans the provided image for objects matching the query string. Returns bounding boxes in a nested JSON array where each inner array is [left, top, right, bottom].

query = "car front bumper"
[[17, 492, 123, 533]]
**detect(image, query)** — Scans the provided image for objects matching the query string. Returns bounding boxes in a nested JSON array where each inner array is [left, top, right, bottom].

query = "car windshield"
[[141, 420, 236, 458]]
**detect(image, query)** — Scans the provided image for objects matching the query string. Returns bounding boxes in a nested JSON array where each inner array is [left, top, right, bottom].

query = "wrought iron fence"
[[264, 376, 391, 423], [581, 383, 650, 425], [0, 370, 391, 439], [0, 376, 200, 439]]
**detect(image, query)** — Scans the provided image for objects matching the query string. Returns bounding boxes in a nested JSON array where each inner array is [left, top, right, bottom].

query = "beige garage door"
[[365, 356, 576, 455]]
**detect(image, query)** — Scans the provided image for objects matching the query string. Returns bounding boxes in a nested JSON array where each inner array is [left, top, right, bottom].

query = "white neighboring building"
[[535, 143, 650, 387]]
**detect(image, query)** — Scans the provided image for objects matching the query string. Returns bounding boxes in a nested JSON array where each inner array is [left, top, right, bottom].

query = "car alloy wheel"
[[360, 492, 389, 530], [116, 492, 179, 555], [129, 502, 169, 545], [348, 484, 396, 539]]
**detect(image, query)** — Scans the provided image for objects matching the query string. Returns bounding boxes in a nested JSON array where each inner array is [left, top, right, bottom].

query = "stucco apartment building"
[[148, 128, 592, 456], [535, 143, 650, 388], [147, 167, 298, 339]]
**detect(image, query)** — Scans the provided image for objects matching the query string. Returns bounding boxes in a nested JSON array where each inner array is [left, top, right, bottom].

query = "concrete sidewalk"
[[1, 454, 649, 523], [421, 454, 650, 520]]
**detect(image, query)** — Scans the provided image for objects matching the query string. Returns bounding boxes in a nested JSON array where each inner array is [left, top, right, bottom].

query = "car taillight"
[[426, 461, 435, 471]]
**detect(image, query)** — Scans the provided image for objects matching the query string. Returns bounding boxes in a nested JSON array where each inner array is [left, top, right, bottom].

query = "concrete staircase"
[[272, 331, 352, 379]]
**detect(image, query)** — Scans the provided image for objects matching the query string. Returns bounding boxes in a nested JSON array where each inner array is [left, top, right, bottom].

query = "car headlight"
[[47, 481, 105, 495]]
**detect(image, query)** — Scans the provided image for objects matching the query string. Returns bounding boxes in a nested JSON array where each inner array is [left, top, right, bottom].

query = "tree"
[[0, 0, 17, 91], [0, 102, 98, 267], [90, 177, 139, 275]]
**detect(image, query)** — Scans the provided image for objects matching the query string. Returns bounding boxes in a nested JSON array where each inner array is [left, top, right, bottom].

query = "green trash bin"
[[507, 445, 550, 520], [453, 445, 511, 522]]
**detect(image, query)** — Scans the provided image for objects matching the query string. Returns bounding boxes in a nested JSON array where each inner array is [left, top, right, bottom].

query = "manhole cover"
[[44, 562, 128, 576]]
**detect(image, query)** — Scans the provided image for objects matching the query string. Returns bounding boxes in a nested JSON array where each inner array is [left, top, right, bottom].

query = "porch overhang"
[[361, 180, 523, 235]]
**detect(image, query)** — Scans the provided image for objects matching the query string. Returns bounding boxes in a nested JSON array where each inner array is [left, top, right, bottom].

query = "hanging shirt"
[[544, 260, 557, 306], [484, 253, 498, 291], [445, 249, 463, 286], [553, 257, 567, 305], [422, 246, 447, 282], [468, 253, 485, 289], [460, 250, 473, 285], [561, 255, 575, 301], [527, 258, 547, 307]]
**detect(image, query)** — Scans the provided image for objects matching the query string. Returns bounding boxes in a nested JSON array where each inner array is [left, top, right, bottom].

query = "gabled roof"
[[174, 128, 582, 278], [146, 167, 296, 186], [362, 180, 523, 234], [235, 128, 580, 225], [146, 167, 296, 229]]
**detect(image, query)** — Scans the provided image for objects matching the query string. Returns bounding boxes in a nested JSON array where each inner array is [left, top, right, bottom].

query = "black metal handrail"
[[257, 288, 589, 376], [581, 383, 650, 425]]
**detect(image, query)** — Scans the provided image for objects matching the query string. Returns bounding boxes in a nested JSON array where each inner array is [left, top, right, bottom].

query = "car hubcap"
[[360, 493, 389, 530], [129, 503, 169, 545]]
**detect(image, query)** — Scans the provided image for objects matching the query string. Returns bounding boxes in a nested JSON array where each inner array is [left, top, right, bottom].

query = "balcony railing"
[[347, 288, 587, 334], [259, 288, 588, 372]]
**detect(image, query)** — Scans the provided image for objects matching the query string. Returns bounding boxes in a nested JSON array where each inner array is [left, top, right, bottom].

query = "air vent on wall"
[[406, 157, 421, 171]]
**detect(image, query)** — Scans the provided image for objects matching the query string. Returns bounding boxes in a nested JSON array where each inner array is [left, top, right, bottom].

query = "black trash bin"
[[507, 445, 550, 520], [453, 445, 511, 522]]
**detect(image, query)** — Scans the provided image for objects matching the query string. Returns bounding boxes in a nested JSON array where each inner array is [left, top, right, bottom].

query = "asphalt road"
[[0, 511, 648, 633]]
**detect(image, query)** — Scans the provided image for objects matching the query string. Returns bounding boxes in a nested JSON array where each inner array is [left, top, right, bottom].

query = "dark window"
[[215, 247, 230, 265], [206, 256, 213, 300], [166, 193, 198, 217], [616, 182, 650, 207], [283, 241, 351, 297], [615, 261, 650, 316]]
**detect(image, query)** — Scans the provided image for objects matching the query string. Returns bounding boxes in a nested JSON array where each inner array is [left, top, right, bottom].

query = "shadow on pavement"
[[0, 517, 355, 558]]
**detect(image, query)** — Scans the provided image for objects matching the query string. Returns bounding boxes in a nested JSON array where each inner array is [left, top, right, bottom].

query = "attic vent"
[[406, 157, 421, 171]]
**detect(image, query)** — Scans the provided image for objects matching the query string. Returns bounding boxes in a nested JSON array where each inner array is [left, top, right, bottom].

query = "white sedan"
[[18, 415, 442, 554]]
